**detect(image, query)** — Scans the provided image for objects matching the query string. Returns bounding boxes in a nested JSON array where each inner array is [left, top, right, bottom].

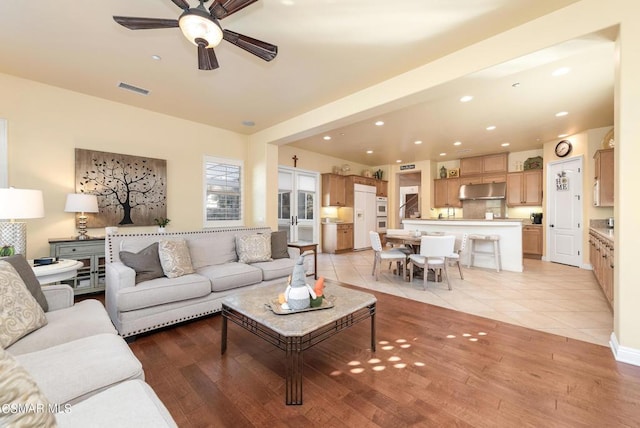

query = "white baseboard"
[[610, 332, 640, 366]]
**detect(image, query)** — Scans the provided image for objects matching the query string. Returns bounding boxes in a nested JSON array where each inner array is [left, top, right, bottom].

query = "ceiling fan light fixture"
[[179, 10, 223, 47]]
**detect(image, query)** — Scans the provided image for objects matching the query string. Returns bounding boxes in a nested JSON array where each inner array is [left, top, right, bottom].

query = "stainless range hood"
[[459, 182, 507, 200]]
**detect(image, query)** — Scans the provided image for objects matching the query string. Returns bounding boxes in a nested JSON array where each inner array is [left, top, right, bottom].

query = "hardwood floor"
[[127, 281, 640, 427]]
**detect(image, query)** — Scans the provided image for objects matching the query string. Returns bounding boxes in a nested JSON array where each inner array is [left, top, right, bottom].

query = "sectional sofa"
[[0, 255, 176, 427], [105, 227, 299, 338]]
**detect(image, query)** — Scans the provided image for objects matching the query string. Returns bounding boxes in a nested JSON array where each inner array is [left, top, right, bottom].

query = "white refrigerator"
[[353, 184, 377, 250]]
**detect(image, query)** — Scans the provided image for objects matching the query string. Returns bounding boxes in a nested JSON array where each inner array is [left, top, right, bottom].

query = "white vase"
[[157, 227, 166, 233]]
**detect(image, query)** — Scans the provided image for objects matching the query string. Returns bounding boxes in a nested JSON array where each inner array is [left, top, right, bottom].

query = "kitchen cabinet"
[[482, 173, 507, 183], [321, 173, 347, 207], [589, 229, 614, 307], [376, 180, 388, 197], [322, 223, 353, 253], [49, 237, 105, 295], [522, 225, 542, 259], [594, 148, 614, 207], [434, 178, 461, 208], [460, 153, 508, 177], [460, 176, 483, 185], [506, 169, 542, 206]]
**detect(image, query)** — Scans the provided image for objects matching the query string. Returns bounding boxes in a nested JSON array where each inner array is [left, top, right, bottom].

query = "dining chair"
[[408, 235, 456, 290], [369, 231, 407, 281], [447, 233, 468, 280]]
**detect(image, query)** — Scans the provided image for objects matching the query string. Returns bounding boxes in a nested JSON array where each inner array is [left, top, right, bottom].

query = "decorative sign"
[[555, 175, 569, 191], [400, 164, 415, 170]]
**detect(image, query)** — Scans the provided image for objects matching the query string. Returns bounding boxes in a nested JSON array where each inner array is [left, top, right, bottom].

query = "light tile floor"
[[314, 250, 613, 346]]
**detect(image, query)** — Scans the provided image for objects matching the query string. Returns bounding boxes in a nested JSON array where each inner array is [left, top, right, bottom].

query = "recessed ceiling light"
[[552, 67, 571, 76], [556, 111, 569, 117], [396, 160, 402, 163], [323, 135, 331, 140], [151, 55, 162, 61], [453, 141, 462, 146], [558, 133, 568, 138], [486, 125, 496, 131], [439, 152, 447, 156], [460, 95, 473, 103], [501, 142, 510, 147], [241, 120, 255, 127], [512, 82, 520, 87], [366, 150, 373, 154], [375, 121, 384, 126], [414, 140, 422, 145]]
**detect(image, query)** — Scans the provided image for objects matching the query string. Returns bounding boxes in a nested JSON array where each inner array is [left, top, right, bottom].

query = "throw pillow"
[[0, 348, 56, 427], [236, 234, 272, 264], [0, 261, 48, 348], [119, 242, 165, 284], [3, 255, 48, 312], [158, 239, 195, 279], [270, 230, 290, 260]]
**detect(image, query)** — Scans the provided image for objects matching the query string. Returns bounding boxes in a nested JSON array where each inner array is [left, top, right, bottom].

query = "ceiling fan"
[[113, 0, 277, 70]]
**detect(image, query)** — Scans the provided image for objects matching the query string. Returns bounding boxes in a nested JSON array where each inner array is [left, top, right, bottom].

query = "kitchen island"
[[402, 219, 523, 272]]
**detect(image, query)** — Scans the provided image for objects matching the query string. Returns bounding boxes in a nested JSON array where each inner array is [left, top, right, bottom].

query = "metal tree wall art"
[[75, 149, 167, 227]]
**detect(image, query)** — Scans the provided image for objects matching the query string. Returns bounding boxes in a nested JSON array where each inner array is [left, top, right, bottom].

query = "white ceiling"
[[0, 0, 614, 166]]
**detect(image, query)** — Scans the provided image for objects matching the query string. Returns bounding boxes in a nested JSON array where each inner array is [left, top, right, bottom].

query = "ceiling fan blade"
[[170, 0, 190, 10], [209, 0, 258, 20], [223, 30, 277, 62], [113, 16, 179, 30], [197, 44, 220, 70]]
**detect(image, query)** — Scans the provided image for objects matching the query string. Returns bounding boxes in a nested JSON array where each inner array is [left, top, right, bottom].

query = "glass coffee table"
[[221, 281, 377, 405]]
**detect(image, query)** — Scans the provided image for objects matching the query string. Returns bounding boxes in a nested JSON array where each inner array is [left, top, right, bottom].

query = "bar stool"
[[467, 234, 501, 272]]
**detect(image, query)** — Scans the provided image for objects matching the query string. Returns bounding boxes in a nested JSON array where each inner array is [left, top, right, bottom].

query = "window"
[[203, 156, 243, 227]]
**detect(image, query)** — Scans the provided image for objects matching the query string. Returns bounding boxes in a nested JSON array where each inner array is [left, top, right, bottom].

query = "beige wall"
[[277, 144, 369, 174], [1, 73, 248, 259], [4, 0, 640, 354]]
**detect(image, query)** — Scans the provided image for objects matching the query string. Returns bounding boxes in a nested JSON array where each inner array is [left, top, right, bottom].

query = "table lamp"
[[65, 193, 99, 240], [0, 188, 45, 256]]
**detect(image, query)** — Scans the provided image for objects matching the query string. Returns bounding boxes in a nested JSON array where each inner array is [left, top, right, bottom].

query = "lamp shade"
[[0, 188, 45, 220], [64, 193, 99, 213], [179, 10, 223, 47]]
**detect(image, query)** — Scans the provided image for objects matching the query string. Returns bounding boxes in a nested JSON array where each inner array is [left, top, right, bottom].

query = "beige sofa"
[[105, 227, 298, 338], [1, 255, 176, 427]]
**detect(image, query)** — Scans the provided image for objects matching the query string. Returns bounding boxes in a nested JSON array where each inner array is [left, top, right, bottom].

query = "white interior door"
[[278, 167, 319, 243], [546, 157, 583, 267]]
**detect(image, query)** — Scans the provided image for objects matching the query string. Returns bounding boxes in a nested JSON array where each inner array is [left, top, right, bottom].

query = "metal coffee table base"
[[221, 303, 376, 405]]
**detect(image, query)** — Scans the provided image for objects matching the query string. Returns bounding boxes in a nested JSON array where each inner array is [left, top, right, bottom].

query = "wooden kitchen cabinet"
[[482, 173, 507, 183], [589, 229, 614, 307], [434, 178, 461, 208], [460, 176, 483, 185], [482, 153, 508, 174], [522, 225, 542, 259], [594, 148, 614, 207], [376, 180, 388, 197], [460, 153, 508, 177], [321, 173, 347, 207], [506, 169, 542, 206], [322, 223, 353, 253]]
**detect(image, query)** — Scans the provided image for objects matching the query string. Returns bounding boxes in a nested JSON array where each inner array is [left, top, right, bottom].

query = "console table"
[[49, 237, 105, 295]]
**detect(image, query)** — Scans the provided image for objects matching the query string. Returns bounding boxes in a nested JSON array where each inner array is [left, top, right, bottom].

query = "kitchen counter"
[[591, 227, 614, 241], [402, 219, 523, 272]]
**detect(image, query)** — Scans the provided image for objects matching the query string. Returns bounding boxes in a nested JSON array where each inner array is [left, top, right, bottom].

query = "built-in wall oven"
[[376, 197, 388, 233]]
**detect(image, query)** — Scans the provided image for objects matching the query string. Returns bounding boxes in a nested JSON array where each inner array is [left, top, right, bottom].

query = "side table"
[[287, 241, 318, 279], [31, 259, 84, 285]]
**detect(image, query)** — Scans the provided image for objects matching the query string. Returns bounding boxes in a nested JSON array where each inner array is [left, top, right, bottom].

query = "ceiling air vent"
[[117, 82, 150, 96]]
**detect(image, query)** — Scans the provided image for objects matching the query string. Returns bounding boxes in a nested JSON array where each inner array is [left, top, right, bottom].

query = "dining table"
[[384, 232, 446, 281]]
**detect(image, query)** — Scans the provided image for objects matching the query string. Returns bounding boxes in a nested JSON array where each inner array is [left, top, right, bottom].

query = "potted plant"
[[154, 217, 170, 233]]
